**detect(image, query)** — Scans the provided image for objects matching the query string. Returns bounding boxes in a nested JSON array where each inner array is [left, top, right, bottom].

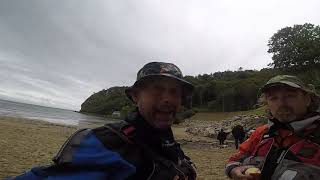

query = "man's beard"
[[274, 106, 297, 123]]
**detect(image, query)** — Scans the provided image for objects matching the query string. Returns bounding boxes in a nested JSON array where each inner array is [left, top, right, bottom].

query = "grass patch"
[[183, 147, 235, 180]]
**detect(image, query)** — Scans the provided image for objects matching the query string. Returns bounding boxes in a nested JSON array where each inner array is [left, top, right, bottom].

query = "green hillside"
[[80, 23, 320, 118]]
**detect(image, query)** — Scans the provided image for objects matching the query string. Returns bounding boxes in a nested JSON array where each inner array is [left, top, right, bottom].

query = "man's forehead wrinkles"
[[266, 86, 301, 94]]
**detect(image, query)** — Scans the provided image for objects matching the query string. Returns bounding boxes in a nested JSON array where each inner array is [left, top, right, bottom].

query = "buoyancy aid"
[[242, 114, 320, 180], [10, 128, 136, 180], [92, 112, 197, 180]]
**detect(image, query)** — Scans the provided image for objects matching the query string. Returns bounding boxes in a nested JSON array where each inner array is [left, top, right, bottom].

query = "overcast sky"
[[0, 0, 319, 110]]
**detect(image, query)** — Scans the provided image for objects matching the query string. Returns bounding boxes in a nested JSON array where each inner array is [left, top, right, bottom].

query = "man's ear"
[[130, 88, 139, 104], [265, 108, 273, 119], [305, 93, 311, 107]]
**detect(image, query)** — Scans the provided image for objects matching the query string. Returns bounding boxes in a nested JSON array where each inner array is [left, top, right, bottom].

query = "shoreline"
[[0, 115, 77, 128], [0, 116, 77, 178], [0, 116, 233, 179]]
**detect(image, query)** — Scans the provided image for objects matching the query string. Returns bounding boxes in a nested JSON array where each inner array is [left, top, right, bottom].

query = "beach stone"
[[186, 115, 267, 138]]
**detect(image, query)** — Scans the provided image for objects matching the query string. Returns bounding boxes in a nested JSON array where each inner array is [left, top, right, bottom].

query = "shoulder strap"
[[259, 125, 286, 180], [307, 122, 320, 145], [53, 128, 91, 164], [92, 121, 136, 147], [92, 121, 143, 165], [292, 116, 320, 145], [95, 122, 197, 180], [106, 121, 136, 144], [260, 120, 320, 180], [53, 122, 135, 165]]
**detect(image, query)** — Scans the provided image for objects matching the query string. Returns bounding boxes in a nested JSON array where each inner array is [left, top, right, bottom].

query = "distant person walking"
[[217, 129, 228, 145], [231, 125, 245, 149]]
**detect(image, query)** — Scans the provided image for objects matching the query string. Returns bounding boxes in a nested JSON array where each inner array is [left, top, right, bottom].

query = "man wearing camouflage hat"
[[11, 62, 196, 180], [225, 75, 320, 180]]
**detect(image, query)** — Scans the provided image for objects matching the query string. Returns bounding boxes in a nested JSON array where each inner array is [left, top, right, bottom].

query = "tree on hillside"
[[80, 87, 133, 115], [268, 23, 320, 70]]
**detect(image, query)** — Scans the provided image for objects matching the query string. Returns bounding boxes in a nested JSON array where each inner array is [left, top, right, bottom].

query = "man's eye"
[[269, 97, 278, 101], [169, 89, 178, 95], [286, 94, 296, 98], [152, 86, 163, 93]]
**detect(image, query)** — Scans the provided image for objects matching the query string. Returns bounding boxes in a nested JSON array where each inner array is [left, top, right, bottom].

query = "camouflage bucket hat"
[[260, 75, 320, 104], [125, 62, 194, 101], [261, 75, 316, 94]]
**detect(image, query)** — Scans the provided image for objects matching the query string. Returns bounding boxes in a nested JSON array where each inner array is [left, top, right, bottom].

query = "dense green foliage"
[[185, 69, 279, 111], [80, 86, 133, 115], [268, 23, 320, 70], [80, 67, 320, 116], [80, 23, 320, 119]]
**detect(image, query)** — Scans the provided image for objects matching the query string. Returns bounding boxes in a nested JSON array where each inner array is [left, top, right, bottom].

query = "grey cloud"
[[0, 0, 320, 109]]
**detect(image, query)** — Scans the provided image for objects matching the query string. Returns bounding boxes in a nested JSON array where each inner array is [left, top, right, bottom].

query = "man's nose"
[[160, 90, 173, 103], [278, 96, 288, 106]]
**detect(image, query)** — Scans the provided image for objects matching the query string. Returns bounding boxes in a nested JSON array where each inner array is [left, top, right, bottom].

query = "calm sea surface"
[[0, 99, 117, 127]]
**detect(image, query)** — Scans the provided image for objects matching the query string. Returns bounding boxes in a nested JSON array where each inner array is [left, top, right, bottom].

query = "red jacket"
[[225, 114, 320, 180]]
